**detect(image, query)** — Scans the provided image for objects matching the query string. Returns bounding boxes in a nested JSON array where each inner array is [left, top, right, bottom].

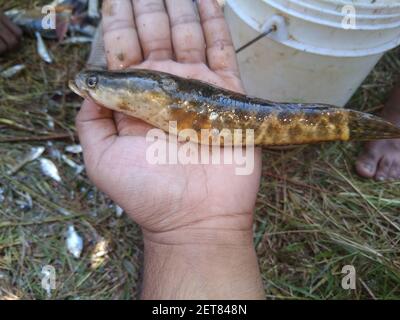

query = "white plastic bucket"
[[225, 0, 400, 106]]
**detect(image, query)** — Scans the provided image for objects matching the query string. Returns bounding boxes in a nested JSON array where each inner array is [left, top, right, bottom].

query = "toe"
[[375, 157, 392, 181], [356, 151, 379, 178], [388, 162, 400, 181]]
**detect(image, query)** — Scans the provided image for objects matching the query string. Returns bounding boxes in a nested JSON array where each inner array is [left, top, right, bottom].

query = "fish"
[[5, 0, 97, 41], [40, 158, 62, 182], [61, 36, 93, 44], [5, 9, 63, 39], [61, 154, 84, 174], [0, 64, 26, 78], [65, 144, 83, 154], [35, 32, 53, 64], [69, 69, 400, 146], [7, 146, 45, 175], [66, 225, 83, 259], [115, 205, 124, 218], [87, 0, 100, 20]]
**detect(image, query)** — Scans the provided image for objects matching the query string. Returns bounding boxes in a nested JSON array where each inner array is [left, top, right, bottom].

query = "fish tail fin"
[[348, 110, 400, 141]]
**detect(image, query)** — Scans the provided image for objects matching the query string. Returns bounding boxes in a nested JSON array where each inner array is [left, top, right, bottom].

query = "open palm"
[[76, 0, 262, 245]]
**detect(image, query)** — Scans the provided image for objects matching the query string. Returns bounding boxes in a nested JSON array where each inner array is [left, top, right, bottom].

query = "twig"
[[0, 215, 81, 228], [263, 171, 331, 193], [359, 277, 377, 300], [0, 118, 36, 133], [0, 132, 77, 143], [327, 163, 400, 233]]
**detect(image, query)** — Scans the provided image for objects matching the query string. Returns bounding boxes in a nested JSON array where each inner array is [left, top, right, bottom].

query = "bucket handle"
[[262, 15, 289, 42]]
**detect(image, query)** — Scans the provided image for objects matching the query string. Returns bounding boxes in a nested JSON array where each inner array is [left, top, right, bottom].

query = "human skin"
[[0, 11, 22, 54], [356, 80, 400, 181], [76, 0, 265, 299]]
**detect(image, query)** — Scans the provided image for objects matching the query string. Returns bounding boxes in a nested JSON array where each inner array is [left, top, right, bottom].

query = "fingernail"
[[376, 176, 385, 181]]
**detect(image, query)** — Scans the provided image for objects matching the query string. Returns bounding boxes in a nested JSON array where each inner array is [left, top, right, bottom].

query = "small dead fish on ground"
[[7, 146, 45, 175], [88, 0, 100, 20], [61, 36, 93, 44], [65, 144, 83, 154], [47, 115, 55, 130], [6, 0, 98, 41], [15, 192, 33, 211], [5, 8, 70, 40], [69, 69, 400, 146], [0, 64, 26, 78], [39, 158, 62, 182], [115, 205, 124, 218], [5, 9, 56, 38], [90, 237, 109, 269], [35, 32, 53, 64], [66, 225, 83, 259], [0, 188, 5, 203], [69, 23, 97, 37], [61, 154, 84, 174], [58, 208, 72, 216]]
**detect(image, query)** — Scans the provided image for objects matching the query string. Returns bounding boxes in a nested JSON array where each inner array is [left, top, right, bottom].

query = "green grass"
[[1, 0, 400, 300]]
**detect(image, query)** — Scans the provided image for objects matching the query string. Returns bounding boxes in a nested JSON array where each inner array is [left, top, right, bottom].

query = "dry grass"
[[257, 49, 400, 299], [1, 0, 400, 300]]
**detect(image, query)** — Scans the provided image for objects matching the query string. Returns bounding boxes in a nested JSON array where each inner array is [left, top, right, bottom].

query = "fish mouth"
[[68, 80, 87, 98], [68, 80, 89, 99], [69, 80, 84, 97]]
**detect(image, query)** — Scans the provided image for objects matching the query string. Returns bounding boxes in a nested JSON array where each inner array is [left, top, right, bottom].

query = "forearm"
[[141, 230, 265, 300]]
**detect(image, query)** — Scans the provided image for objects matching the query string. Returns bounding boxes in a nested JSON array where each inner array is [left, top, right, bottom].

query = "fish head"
[[69, 70, 104, 100], [69, 69, 131, 108], [69, 69, 174, 113]]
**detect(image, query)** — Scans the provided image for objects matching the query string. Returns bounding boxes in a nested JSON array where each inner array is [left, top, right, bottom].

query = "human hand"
[[77, 0, 264, 299], [0, 12, 22, 55], [76, 0, 262, 246]]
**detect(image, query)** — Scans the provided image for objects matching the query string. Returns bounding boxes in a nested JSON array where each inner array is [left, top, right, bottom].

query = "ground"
[[1, 0, 400, 300]]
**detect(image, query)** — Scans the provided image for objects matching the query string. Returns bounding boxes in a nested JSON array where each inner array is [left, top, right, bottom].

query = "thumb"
[[76, 99, 117, 167]]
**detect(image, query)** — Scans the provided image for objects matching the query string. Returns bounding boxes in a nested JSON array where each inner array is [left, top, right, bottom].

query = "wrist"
[[141, 229, 264, 300], [142, 225, 254, 247], [141, 207, 256, 247]]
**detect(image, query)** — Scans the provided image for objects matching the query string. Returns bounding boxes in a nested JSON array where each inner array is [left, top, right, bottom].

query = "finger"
[[0, 14, 22, 38], [165, 0, 206, 63], [113, 112, 154, 136], [102, 0, 143, 70], [139, 59, 231, 88], [198, 0, 240, 77], [0, 37, 6, 54], [132, 0, 173, 61], [76, 100, 117, 164], [0, 21, 19, 49]]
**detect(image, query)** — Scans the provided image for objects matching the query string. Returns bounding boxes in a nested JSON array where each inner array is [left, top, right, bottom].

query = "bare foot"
[[0, 12, 22, 55], [356, 84, 400, 181]]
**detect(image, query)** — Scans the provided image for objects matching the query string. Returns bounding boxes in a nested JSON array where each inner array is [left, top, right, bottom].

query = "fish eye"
[[86, 75, 98, 89]]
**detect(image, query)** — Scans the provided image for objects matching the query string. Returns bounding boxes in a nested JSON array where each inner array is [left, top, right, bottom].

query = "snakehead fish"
[[69, 69, 400, 146]]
